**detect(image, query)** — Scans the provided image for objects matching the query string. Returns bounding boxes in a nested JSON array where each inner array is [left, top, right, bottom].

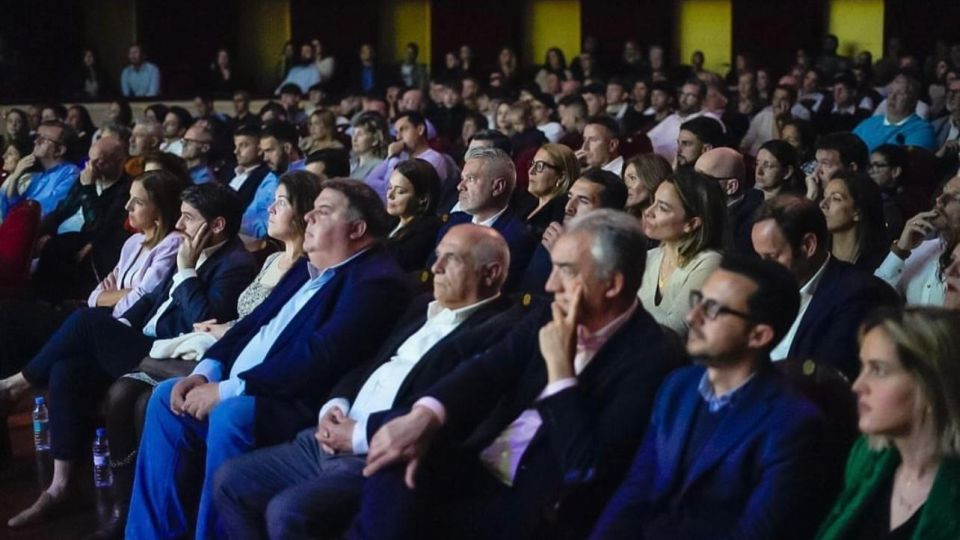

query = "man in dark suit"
[[591, 255, 829, 540], [125, 179, 412, 540], [212, 224, 521, 538], [352, 210, 678, 539], [751, 195, 899, 378], [695, 147, 763, 257], [433, 147, 536, 292]]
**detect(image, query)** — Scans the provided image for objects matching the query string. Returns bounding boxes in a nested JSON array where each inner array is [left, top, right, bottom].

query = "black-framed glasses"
[[34, 134, 62, 147], [689, 290, 751, 321], [530, 160, 562, 174], [868, 161, 891, 170]]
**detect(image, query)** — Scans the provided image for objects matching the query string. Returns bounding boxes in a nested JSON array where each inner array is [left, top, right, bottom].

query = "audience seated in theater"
[[524, 143, 579, 238], [605, 77, 643, 135], [120, 44, 160, 98], [304, 109, 344, 155], [506, 101, 549, 159], [160, 106, 191, 157], [260, 121, 304, 175], [385, 159, 442, 272], [349, 112, 388, 182], [228, 125, 279, 247], [213, 224, 520, 538], [647, 78, 723, 160], [557, 94, 587, 149], [781, 117, 818, 176], [752, 195, 899, 378], [182, 123, 216, 185], [126, 120, 163, 178], [353, 210, 677, 539], [65, 104, 96, 158], [276, 43, 320, 95], [518, 168, 627, 299], [124, 179, 412, 539], [31, 137, 132, 303], [592, 255, 828, 540], [231, 90, 260, 131], [577, 115, 624, 177], [345, 43, 387, 95], [623, 152, 672, 218], [1, 182, 256, 529], [814, 72, 871, 134], [820, 171, 889, 272], [676, 115, 725, 169], [754, 139, 806, 200], [868, 144, 910, 242], [304, 148, 350, 181], [367, 111, 449, 202], [638, 81, 675, 134], [143, 104, 168, 126], [92, 170, 320, 538], [797, 68, 826, 115], [741, 84, 807, 157], [580, 83, 607, 118], [528, 90, 563, 144], [932, 77, 960, 158], [434, 147, 535, 292], [0, 119, 80, 220], [0, 137, 32, 186], [853, 74, 936, 152], [875, 175, 960, 306], [816, 307, 960, 540], [809, 132, 869, 201], [277, 85, 308, 130], [696, 147, 763, 256], [638, 167, 725, 334]]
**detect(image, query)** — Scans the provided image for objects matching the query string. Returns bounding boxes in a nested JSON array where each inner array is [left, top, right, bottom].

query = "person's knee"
[[265, 492, 308, 539], [211, 458, 243, 509]]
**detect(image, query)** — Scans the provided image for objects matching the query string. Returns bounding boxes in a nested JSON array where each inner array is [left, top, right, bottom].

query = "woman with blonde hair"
[[350, 112, 388, 181], [525, 143, 579, 237], [816, 306, 960, 539], [304, 109, 344, 154]]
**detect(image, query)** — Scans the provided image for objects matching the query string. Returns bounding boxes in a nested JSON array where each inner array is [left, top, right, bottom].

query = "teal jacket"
[[816, 436, 960, 540]]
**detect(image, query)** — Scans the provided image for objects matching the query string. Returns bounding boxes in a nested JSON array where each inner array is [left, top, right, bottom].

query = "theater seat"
[[0, 200, 41, 298], [619, 131, 653, 161]]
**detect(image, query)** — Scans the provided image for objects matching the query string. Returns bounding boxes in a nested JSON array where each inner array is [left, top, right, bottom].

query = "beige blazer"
[[638, 247, 722, 335]]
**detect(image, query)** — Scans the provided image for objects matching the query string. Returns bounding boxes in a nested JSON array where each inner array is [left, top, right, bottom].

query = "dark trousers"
[[213, 427, 366, 540], [21, 307, 153, 460], [32, 232, 100, 304]]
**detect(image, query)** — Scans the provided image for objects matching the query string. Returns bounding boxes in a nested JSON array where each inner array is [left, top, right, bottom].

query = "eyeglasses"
[[34, 134, 62, 146], [689, 290, 751, 321], [182, 138, 211, 146], [529, 160, 562, 174], [868, 161, 891, 170]]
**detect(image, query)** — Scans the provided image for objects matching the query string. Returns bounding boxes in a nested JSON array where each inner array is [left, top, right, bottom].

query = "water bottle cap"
[[34, 396, 44, 405], [96, 427, 106, 437]]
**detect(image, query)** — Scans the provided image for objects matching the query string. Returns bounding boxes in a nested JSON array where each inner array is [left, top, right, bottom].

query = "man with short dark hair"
[[605, 77, 643, 134], [366, 111, 449, 201], [676, 116, 725, 169], [648, 78, 723, 160], [810, 132, 868, 198], [592, 255, 828, 540], [120, 44, 160, 97], [260, 121, 304, 175], [577, 115, 623, 176], [232, 90, 260, 130], [557, 95, 588, 149], [751, 195, 898, 377], [160, 106, 192, 156], [853, 74, 936, 151], [278, 84, 308, 128], [305, 148, 351, 180], [1, 119, 81, 219], [352, 210, 677, 539], [276, 42, 321, 95], [814, 72, 870, 133], [230, 125, 279, 245], [581, 82, 607, 117], [126, 179, 413, 539], [639, 81, 674, 133]]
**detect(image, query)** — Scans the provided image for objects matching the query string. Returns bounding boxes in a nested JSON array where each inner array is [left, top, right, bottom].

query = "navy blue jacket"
[[120, 236, 257, 339], [207, 245, 412, 445], [591, 365, 828, 540]]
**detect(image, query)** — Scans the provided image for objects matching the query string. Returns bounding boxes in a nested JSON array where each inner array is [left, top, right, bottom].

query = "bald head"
[[695, 147, 745, 197], [89, 136, 127, 181], [431, 224, 510, 309]]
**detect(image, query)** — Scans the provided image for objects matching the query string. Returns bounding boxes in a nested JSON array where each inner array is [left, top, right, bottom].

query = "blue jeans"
[[126, 377, 256, 539]]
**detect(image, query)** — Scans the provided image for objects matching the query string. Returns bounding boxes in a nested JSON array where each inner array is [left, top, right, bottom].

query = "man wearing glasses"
[[0, 119, 80, 220], [181, 123, 216, 185], [591, 255, 830, 540]]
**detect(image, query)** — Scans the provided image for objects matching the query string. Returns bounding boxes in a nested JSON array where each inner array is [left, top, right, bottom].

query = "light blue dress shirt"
[[190, 165, 216, 185], [121, 62, 161, 97], [238, 171, 278, 239], [192, 249, 370, 400], [0, 161, 80, 219]]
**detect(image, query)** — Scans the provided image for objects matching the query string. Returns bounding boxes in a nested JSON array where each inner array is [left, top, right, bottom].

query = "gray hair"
[[134, 119, 163, 139], [464, 146, 516, 196], [564, 209, 647, 296]]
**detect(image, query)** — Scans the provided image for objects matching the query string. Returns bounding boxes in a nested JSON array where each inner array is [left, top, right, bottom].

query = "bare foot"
[[7, 490, 71, 528], [0, 373, 29, 403]]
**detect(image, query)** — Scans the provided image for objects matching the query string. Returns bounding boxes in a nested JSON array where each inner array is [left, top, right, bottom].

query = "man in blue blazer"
[[125, 179, 412, 540], [591, 255, 829, 540], [351, 210, 679, 540], [431, 147, 536, 292], [212, 224, 528, 538], [751, 194, 900, 378]]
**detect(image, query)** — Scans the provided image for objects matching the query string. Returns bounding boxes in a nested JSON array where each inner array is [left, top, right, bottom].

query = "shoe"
[[83, 503, 127, 540], [7, 491, 71, 528]]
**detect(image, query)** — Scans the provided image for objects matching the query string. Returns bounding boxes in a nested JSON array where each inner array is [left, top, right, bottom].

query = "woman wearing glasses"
[[816, 307, 960, 540], [525, 143, 580, 239], [638, 168, 727, 335]]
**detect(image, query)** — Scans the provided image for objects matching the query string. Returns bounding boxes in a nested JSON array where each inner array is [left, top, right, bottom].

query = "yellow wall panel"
[[828, 0, 884, 58], [381, 0, 431, 64], [524, 0, 581, 67], [678, 0, 732, 75], [237, 0, 291, 92]]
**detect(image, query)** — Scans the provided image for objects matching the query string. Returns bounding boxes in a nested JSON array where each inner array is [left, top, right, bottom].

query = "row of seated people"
[[0, 138, 957, 538]]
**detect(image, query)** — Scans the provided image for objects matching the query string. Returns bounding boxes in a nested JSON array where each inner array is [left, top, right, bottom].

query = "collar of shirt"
[[233, 163, 260, 177], [697, 370, 757, 412], [831, 103, 856, 115], [197, 239, 228, 268], [883, 114, 913, 127], [800, 253, 830, 298], [426, 294, 500, 327], [602, 155, 624, 175], [726, 193, 745, 208], [574, 300, 638, 373], [305, 246, 371, 280], [472, 205, 508, 227]]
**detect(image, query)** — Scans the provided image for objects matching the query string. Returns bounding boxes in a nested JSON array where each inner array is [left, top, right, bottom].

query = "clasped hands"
[[169, 374, 220, 421]]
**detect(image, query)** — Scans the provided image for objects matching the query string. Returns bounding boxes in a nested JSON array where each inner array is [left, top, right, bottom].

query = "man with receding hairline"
[[695, 147, 762, 256]]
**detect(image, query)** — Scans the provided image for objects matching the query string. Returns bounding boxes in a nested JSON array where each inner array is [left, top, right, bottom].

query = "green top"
[[816, 436, 960, 540]]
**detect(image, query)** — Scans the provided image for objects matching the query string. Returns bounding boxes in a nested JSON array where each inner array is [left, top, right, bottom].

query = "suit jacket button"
[[522, 293, 532, 306]]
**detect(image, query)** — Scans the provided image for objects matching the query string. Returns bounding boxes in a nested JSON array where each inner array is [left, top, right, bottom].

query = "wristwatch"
[[890, 241, 911, 261]]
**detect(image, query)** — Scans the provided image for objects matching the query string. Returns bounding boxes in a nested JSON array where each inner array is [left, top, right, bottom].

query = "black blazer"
[[728, 188, 763, 257], [426, 304, 679, 528], [787, 257, 901, 378], [328, 293, 519, 443], [524, 195, 567, 241], [120, 236, 258, 340], [385, 215, 442, 272], [232, 163, 273, 212]]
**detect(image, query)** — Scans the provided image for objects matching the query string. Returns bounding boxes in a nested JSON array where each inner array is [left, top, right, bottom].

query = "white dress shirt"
[[770, 256, 830, 361], [601, 155, 625, 177], [472, 205, 508, 227], [874, 238, 946, 306], [319, 296, 500, 454], [228, 164, 259, 191]]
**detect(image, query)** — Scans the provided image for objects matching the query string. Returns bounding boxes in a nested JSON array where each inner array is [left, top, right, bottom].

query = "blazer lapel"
[[789, 259, 840, 357]]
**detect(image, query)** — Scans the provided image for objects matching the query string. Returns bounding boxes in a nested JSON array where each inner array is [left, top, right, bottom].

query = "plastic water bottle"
[[32, 397, 50, 452], [92, 428, 113, 488]]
